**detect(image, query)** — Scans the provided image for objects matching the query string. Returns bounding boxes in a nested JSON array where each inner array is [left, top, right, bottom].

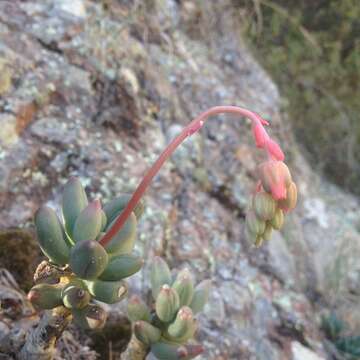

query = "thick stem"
[[121, 333, 149, 360], [19, 306, 72, 360], [100, 106, 270, 246]]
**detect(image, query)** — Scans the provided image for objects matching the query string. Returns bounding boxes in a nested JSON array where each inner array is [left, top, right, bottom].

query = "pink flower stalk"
[[100, 106, 288, 247]]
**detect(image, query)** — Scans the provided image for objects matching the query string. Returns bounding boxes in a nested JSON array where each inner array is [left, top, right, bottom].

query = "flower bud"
[[167, 306, 196, 341], [253, 192, 276, 221], [35, 206, 70, 265], [72, 304, 107, 330], [252, 123, 268, 148], [189, 279, 211, 315], [28, 283, 64, 309], [102, 213, 137, 255], [172, 268, 194, 306], [69, 240, 108, 280], [262, 223, 273, 241], [156, 285, 180, 322], [270, 208, 284, 230], [265, 138, 285, 161], [72, 200, 103, 243], [150, 256, 172, 299], [134, 320, 161, 345], [278, 181, 297, 212], [99, 253, 144, 281], [254, 235, 263, 248], [84, 279, 128, 304], [258, 160, 292, 200], [245, 210, 266, 236], [62, 177, 88, 236], [127, 295, 151, 322]]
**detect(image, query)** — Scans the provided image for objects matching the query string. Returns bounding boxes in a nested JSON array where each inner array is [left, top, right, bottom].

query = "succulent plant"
[[28, 177, 144, 329], [127, 257, 211, 360], [26, 105, 296, 358]]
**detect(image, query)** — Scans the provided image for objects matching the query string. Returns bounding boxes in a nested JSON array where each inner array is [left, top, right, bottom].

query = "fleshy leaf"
[[72, 304, 107, 330], [189, 280, 211, 314], [155, 285, 179, 323], [102, 213, 137, 255], [35, 206, 71, 265], [84, 279, 128, 304], [99, 253, 144, 281], [150, 256, 172, 299], [62, 178, 88, 236], [72, 200, 102, 243], [172, 268, 194, 306], [69, 240, 108, 280]]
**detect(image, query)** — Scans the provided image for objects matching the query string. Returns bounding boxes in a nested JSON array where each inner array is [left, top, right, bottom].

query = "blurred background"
[[0, 1, 359, 359]]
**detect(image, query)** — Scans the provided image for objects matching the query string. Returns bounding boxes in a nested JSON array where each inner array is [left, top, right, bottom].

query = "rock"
[[303, 198, 329, 228], [53, 0, 87, 19], [266, 231, 297, 286], [292, 342, 325, 360], [0, 114, 18, 147], [30, 117, 75, 144], [0, 58, 12, 95], [118, 67, 140, 96]]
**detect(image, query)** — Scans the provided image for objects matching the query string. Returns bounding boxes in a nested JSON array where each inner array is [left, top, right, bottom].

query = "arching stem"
[[99, 106, 273, 247]]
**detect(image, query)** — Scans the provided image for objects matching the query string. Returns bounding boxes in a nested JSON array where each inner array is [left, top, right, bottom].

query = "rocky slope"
[[1, 1, 360, 359]]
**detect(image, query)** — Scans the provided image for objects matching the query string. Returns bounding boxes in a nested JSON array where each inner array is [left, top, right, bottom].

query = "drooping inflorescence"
[[28, 178, 145, 329], [245, 110, 297, 247], [127, 257, 211, 360], [96, 106, 297, 250]]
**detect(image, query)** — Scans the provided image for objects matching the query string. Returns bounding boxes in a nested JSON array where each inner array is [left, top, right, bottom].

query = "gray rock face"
[[292, 342, 326, 360], [0, 0, 359, 359]]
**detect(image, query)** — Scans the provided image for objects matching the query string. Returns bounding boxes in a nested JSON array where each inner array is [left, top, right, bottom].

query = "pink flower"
[[252, 122, 268, 148], [258, 160, 292, 200]]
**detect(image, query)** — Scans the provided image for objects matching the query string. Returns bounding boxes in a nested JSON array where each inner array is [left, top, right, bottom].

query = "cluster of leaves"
[[127, 257, 211, 360], [28, 178, 210, 358], [239, 0, 360, 194], [322, 312, 360, 359], [28, 178, 144, 329]]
